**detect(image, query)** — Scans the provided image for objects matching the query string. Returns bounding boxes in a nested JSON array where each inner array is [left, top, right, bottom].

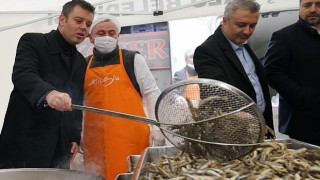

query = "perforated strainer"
[[155, 78, 266, 160], [72, 78, 266, 160]]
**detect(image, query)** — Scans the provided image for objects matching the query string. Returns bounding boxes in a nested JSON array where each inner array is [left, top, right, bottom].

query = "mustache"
[[307, 12, 320, 17]]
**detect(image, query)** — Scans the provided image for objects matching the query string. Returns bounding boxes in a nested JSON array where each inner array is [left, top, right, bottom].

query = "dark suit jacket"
[[264, 19, 320, 144], [194, 25, 274, 131], [0, 30, 86, 168]]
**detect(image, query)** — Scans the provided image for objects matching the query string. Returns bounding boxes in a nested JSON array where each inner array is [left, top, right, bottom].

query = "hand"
[[265, 125, 275, 139], [232, 111, 254, 119], [70, 142, 79, 162], [46, 90, 72, 111], [175, 95, 188, 109], [149, 130, 166, 146]]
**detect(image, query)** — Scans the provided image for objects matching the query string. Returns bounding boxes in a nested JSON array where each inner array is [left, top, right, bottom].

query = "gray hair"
[[224, 0, 260, 19], [184, 49, 194, 60]]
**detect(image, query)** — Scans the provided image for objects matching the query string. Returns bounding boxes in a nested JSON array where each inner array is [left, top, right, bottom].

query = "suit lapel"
[[215, 27, 250, 82]]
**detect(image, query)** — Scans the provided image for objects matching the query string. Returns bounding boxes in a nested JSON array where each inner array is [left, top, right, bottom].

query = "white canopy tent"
[[0, 0, 299, 131], [1, 0, 299, 30]]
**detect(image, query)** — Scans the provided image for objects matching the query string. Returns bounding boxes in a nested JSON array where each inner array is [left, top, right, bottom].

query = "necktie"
[[236, 45, 266, 112]]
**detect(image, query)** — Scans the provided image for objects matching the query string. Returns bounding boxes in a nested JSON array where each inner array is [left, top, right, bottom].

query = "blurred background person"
[[172, 49, 198, 84], [0, 0, 94, 169], [82, 15, 165, 179], [264, 0, 320, 145], [172, 49, 199, 105]]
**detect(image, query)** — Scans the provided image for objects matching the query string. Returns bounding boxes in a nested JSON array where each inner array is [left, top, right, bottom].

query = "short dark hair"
[[62, 0, 95, 18]]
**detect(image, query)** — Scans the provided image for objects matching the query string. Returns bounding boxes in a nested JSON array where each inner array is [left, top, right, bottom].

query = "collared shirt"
[[227, 39, 266, 112]]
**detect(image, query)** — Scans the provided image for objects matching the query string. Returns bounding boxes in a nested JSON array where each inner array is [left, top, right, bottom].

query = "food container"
[[115, 172, 133, 180], [132, 145, 180, 179], [127, 155, 141, 173], [0, 168, 104, 180], [132, 138, 320, 179]]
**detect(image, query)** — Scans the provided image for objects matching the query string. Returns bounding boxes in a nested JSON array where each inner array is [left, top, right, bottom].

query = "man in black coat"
[[0, 0, 94, 168], [264, 0, 320, 145], [194, 0, 274, 132]]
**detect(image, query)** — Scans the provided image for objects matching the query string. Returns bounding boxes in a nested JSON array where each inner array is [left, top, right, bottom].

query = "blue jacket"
[[172, 66, 198, 84]]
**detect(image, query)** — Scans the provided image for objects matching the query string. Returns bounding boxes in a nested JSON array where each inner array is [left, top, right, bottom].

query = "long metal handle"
[[71, 104, 159, 126]]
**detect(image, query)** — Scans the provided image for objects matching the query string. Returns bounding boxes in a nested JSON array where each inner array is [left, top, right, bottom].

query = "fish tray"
[[132, 138, 320, 179]]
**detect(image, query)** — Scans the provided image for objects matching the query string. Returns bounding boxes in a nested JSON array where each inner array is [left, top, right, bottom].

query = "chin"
[[306, 19, 320, 25], [73, 39, 84, 45], [236, 40, 246, 45]]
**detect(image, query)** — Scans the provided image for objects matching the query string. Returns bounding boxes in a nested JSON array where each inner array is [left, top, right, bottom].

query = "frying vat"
[[115, 172, 133, 180], [127, 155, 141, 173], [133, 139, 320, 179], [0, 168, 104, 180]]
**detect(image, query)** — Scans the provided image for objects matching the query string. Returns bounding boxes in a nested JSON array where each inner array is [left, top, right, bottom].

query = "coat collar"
[[46, 29, 75, 55], [45, 29, 85, 73], [298, 18, 320, 36], [93, 46, 119, 62], [214, 25, 249, 80]]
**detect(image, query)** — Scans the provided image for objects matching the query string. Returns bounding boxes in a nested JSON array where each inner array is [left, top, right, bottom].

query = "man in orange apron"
[[82, 15, 165, 179]]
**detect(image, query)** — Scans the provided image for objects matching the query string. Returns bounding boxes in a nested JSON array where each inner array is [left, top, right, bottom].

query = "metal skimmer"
[[72, 78, 266, 160]]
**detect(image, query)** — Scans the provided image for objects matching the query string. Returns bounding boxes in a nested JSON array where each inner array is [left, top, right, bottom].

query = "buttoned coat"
[[194, 25, 274, 131], [264, 19, 320, 144], [0, 30, 86, 168]]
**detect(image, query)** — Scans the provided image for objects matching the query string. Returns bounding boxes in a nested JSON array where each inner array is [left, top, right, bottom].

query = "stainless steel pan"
[[0, 168, 104, 180]]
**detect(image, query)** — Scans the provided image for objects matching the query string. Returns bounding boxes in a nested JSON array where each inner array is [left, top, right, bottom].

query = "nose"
[[79, 22, 87, 30], [243, 26, 251, 35], [310, 4, 317, 12]]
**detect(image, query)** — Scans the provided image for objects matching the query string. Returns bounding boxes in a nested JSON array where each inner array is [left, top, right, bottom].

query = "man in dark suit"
[[194, 0, 274, 131], [0, 0, 94, 169], [264, 0, 320, 145]]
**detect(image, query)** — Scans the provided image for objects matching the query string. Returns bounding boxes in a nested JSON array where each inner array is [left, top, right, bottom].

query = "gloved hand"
[[46, 90, 72, 111], [149, 130, 166, 146], [175, 95, 188, 109]]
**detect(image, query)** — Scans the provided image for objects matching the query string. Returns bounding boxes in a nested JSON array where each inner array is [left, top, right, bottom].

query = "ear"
[[222, 16, 227, 25], [89, 34, 94, 43], [59, 14, 66, 26]]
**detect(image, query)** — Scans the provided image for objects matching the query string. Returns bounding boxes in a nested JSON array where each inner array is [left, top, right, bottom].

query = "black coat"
[[0, 30, 86, 168], [194, 25, 274, 131], [264, 19, 320, 144]]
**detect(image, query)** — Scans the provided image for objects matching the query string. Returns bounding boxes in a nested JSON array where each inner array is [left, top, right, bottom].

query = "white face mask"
[[94, 36, 117, 54]]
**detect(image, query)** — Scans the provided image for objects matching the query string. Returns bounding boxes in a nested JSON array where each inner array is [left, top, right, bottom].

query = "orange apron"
[[183, 69, 199, 100], [82, 49, 149, 179]]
